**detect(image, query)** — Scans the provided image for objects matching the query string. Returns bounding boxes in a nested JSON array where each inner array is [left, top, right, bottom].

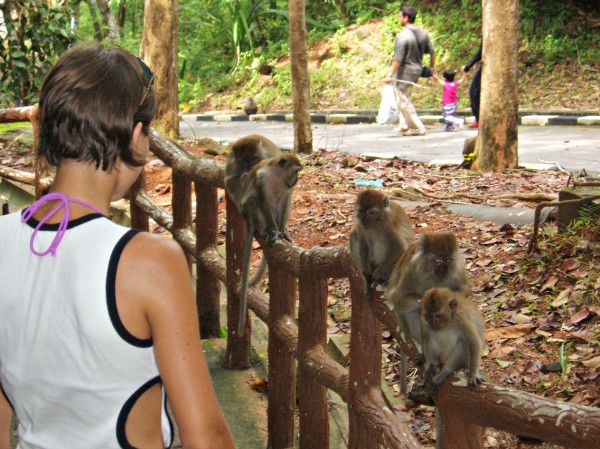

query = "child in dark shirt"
[[433, 68, 466, 131]]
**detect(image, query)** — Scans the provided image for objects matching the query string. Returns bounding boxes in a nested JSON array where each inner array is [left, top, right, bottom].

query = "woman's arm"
[[129, 234, 235, 449], [0, 391, 12, 449]]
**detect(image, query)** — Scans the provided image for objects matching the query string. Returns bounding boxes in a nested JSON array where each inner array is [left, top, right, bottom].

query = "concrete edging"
[[182, 112, 600, 126]]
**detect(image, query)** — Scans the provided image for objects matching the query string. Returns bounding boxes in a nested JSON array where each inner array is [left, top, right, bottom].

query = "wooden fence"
[[2, 105, 600, 449]]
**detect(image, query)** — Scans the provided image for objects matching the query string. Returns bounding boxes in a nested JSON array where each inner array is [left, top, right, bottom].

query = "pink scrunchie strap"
[[21, 192, 104, 257]]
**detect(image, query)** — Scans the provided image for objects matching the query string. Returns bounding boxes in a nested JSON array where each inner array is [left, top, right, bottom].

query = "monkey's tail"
[[249, 257, 268, 286], [238, 226, 254, 335]]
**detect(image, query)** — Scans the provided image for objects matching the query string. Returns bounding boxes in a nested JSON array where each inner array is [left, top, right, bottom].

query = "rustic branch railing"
[[2, 106, 600, 449]]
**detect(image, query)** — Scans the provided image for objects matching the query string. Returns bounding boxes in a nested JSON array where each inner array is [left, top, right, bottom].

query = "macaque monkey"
[[225, 134, 281, 210], [243, 98, 258, 115], [387, 231, 471, 350], [224, 135, 281, 286], [349, 189, 414, 301], [456, 136, 476, 170], [388, 231, 471, 394], [421, 287, 486, 391], [237, 153, 302, 334]]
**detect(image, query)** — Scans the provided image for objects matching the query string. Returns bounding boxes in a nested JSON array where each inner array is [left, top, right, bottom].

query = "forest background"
[[0, 0, 598, 112]]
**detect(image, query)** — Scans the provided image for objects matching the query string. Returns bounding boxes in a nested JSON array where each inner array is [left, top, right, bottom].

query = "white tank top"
[[0, 211, 173, 448]]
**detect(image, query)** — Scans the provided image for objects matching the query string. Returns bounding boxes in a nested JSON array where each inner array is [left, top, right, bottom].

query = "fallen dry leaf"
[[539, 275, 559, 292], [570, 307, 592, 325], [551, 288, 572, 308], [581, 356, 600, 370], [487, 346, 517, 359], [485, 323, 536, 340], [560, 258, 580, 272]]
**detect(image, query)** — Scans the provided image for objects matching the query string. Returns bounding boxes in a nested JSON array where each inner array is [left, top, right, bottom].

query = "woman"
[[0, 44, 235, 449]]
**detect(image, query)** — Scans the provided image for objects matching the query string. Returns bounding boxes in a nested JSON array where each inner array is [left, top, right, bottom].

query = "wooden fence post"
[[172, 171, 192, 267], [194, 181, 221, 338], [268, 263, 297, 449], [348, 274, 382, 449], [298, 274, 329, 449], [128, 172, 149, 231], [224, 195, 252, 368]]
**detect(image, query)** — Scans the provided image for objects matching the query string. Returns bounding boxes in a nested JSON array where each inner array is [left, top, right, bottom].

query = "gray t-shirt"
[[393, 26, 434, 82]]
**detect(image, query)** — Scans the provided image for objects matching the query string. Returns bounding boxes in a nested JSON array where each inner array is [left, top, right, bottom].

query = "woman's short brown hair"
[[37, 44, 157, 171]]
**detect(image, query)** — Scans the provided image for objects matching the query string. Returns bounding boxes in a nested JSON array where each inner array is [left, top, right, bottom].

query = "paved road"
[[180, 119, 600, 174]]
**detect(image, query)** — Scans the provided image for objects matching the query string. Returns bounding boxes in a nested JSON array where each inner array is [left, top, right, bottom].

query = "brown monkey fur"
[[387, 231, 471, 350], [224, 134, 281, 211], [224, 134, 281, 288], [243, 98, 258, 115], [421, 287, 486, 391], [237, 153, 302, 334], [349, 189, 414, 300]]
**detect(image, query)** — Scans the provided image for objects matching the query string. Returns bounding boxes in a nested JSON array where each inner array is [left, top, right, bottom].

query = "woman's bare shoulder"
[[120, 232, 190, 295]]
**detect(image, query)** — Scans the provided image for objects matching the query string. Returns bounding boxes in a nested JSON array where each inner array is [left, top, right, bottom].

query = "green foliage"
[[559, 341, 573, 380], [4, 0, 597, 112], [0, 1, 73, 107], [569, 203, 600, 229], [271, 65, 292, 97]]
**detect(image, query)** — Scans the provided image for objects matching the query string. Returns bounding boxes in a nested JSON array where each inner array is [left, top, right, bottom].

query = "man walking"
[[385, 5, 435, 136]]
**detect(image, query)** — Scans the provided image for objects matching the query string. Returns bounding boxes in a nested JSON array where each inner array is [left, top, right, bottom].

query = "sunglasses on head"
[[134, 55, 154, 106]]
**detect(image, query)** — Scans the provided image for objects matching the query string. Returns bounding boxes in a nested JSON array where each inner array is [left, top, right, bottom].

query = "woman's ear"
[[131, 122, 144, 148]]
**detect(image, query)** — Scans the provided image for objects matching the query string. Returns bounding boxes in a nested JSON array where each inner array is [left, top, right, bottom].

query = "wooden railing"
[[2, 105, 600, 449]]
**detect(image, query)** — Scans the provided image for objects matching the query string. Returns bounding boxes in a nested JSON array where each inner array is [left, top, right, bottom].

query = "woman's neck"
[[34, 161, 117, 222]]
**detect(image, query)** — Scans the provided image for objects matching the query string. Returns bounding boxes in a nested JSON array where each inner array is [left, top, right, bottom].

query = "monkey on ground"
[[224, 135, 281, 287], [349, 189, 414, 301], [243, 98, 258, 115], [421, 287, 486, 391], [237, 152, 302, 334]]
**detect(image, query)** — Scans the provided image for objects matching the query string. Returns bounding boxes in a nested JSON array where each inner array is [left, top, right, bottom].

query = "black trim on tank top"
[[106, 229, 153, 348], [164, 387, 174, 448], [21, 210, 106, 230], [116, 376, 173, 449]]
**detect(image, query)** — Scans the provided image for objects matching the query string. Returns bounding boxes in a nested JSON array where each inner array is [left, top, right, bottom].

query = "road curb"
[[182, 112, 600, 126]]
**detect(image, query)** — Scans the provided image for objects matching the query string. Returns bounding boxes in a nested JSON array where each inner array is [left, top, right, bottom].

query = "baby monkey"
[[421, 287, 486, 392], [237, 152, 302, 334], [349, 189, 414, 300]]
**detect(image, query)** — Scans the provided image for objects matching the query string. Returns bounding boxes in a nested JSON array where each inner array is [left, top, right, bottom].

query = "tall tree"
[[85, 0, 104, 41], [140, 0, 179, 137], [96, 0, 121, 40], [472, 0, 519, 172], [288, 0, 312, 154]]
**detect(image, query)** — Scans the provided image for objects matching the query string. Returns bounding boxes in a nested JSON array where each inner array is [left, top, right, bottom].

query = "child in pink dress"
[[433, 68, 466, 131]]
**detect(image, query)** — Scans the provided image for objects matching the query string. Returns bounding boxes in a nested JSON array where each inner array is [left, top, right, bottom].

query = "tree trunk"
[[288, 0, 313, 154], [96, 0, 120, 40], [85, 0, 104, 41], [118, 0, 127, 29], [472, 0, 519, 172], [141, 0, 179, 138]]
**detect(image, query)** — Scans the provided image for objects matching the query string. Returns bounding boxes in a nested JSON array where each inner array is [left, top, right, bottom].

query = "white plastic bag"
[[377, 84, 398, 125]]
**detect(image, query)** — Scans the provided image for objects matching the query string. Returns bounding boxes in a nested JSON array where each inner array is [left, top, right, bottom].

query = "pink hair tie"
[[21, 192, 104, 257]]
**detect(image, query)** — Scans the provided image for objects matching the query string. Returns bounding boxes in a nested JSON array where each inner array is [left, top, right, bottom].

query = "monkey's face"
[[277, 155, 302, 188], [358, 206, 381, 227], [286, 169, 300, 188], [424, 310, 450, 331], [433, 256, 451, 279]]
